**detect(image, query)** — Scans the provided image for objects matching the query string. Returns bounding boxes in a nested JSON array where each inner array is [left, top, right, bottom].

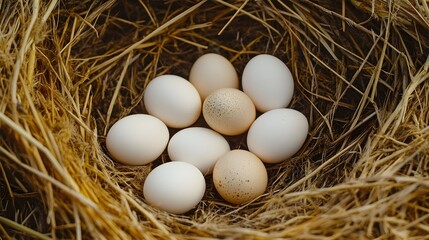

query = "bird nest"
[[1, 0, 429, 239]]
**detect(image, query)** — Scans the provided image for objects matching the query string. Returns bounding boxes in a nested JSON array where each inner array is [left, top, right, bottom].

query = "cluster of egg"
[[106, 53, 308, 214]]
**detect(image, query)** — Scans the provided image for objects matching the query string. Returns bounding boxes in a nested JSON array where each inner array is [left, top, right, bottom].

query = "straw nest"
[[1, 0, 429, 239]]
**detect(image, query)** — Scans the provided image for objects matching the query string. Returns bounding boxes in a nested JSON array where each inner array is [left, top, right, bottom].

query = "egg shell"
[[213, 150, 268, 205], [106, 114, 169, 165], [168, 127, 230, 175], [189, 53, 239, 100], [203, 88, 256, 136], [144, 74, 201, 128], [242, 54, 294, 112], [247, 108, 308, 164], [143, 161, 206, 214]]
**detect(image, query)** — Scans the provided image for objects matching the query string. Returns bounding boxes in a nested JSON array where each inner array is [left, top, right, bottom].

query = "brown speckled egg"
[[203, 88, 256, 136], [213, 150, 268, 204]]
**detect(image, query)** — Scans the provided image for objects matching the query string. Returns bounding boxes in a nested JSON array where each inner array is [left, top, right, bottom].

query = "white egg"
[[106, 114, 169, 165], [203, 88, 256, 136], [168, 127, 230, 175], [247, 109, 308, 164], [242, 54, 294, 112], [189, 53, 239, 100], [143, 161, 206, 214], [144, 75, 201, 128]]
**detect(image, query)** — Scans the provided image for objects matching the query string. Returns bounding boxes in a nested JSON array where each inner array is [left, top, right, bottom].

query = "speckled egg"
[[213, 150, 268, 204], [203, 88, 256, 136]]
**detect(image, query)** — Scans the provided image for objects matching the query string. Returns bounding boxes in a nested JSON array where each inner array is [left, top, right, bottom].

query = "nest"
[[1, 0, 429, 239]]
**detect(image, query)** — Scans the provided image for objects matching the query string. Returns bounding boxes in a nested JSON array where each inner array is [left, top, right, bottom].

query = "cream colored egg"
[[242, 54, 294, 112], [143, 161, 206, 214], [213, 150, 268, 205], [106, 114, 169, 165], [247, 108, 308, 164], [203, 88, 255, 136], [168, 127, 230, 175], [144, 75, 201, 128], [189, 53, 239, 100]]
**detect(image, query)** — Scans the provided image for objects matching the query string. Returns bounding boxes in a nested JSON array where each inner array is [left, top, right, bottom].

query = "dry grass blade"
[[0, 216, 51, 240]]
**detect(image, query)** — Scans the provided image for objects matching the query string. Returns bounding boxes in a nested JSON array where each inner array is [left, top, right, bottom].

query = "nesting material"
[[1, 0, 429, 239]]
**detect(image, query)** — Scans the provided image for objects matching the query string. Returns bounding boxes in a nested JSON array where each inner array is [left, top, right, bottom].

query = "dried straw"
[[1, 0, 428, 239]]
